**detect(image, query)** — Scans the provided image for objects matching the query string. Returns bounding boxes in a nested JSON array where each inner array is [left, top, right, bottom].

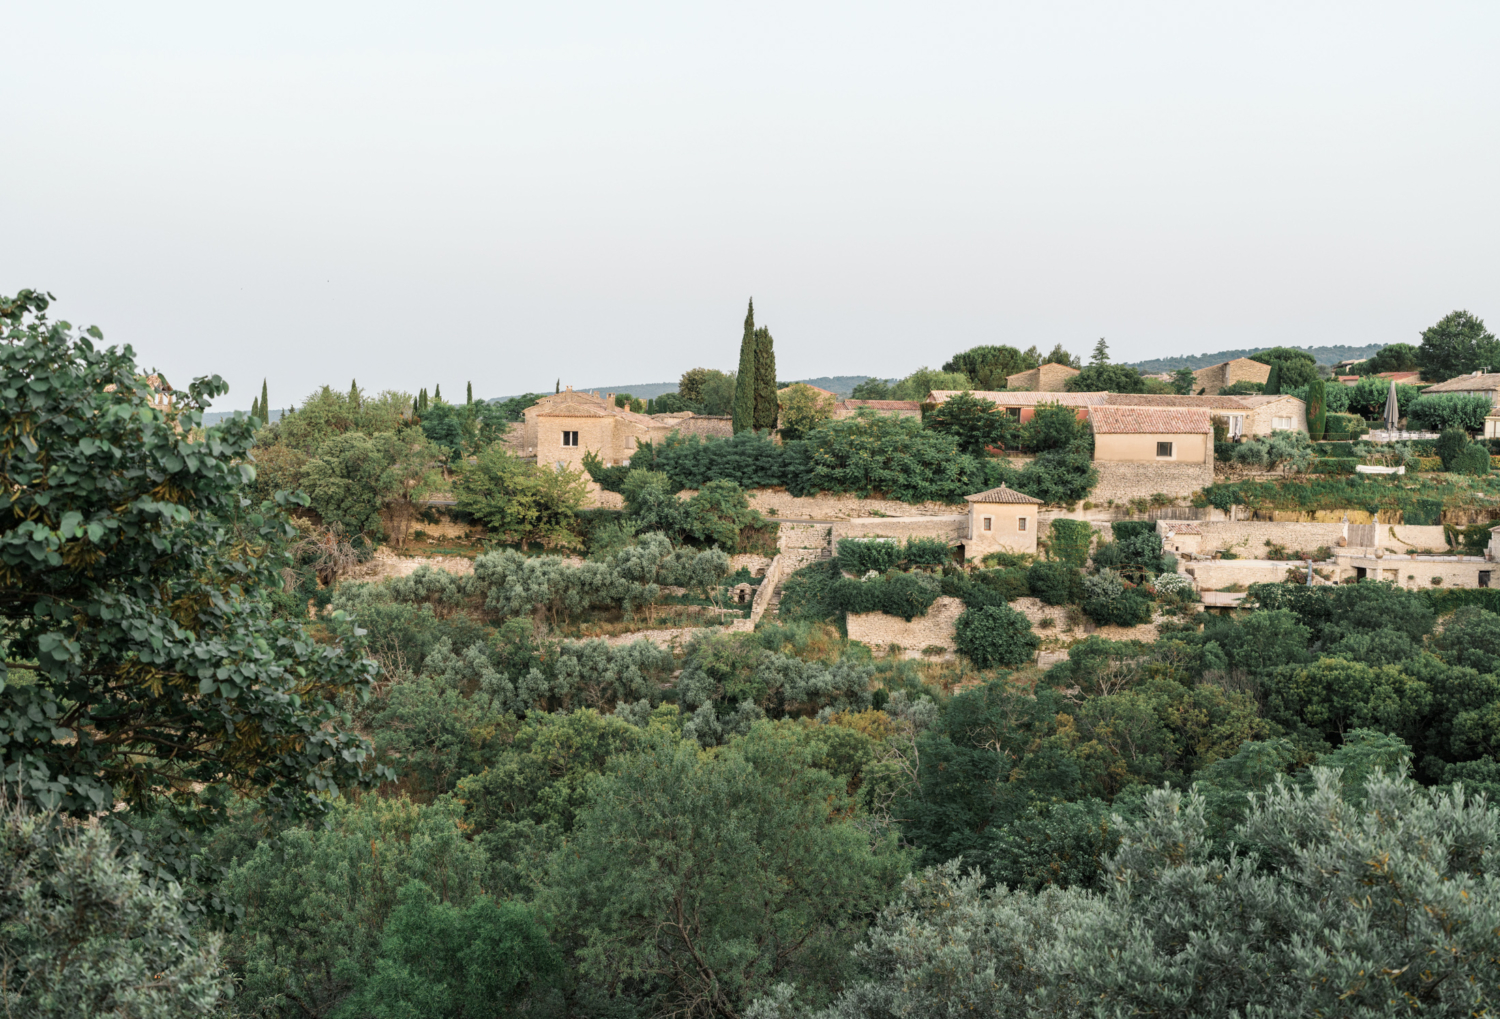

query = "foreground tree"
[[0, 798, 229, 1017], [755, 761, 1500, 1018], [924, 391, 1016, 456], [546, 726, 907, 1017], [1416, 311, 1500, 383], [0, 291, 384, 820]]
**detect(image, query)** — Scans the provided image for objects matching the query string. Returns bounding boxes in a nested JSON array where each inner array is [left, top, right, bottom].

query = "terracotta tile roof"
[[1420, 373, 1500, 393], [1166, 523, 1201, 534], [929, 390, 1108, 407], [838, 399, 921, 410], [964, 484, 1044, 504], [1102, 393, 1256, 410], [1237, 395, 1305, 407], [537, 407, 612, 418], [1089, 405, 1212, 434]]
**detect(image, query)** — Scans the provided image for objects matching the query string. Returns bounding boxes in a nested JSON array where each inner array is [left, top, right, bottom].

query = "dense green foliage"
[[836, 536, 952, 574], [1250, 346, 1319, 389], [953, 604, 1040, 668], [1415, 309, 1500, 382], [1408, 392, 1492, 432], [924, 391, 1017, 456]]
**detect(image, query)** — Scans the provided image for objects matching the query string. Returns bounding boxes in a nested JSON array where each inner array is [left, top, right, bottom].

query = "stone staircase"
[[765, 524, 834, 617]]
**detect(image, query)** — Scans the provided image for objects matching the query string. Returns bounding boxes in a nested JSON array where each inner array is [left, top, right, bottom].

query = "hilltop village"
[[9, 293, 1500, 1016]]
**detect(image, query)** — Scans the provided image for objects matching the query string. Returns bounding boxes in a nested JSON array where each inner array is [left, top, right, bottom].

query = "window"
[[1018, 516, 1028, 532], [561, 430, 579, 447], [1272, 416, 1293, 430], [1005, 407, 1022, 419], [983, 516, 992, 532], [1482, 571, 1492, 589], [1156, 441, 1174, 458]]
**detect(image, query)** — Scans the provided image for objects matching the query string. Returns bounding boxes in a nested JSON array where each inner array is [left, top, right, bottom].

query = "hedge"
[[1452, 444, 1492, 476], [829, 571, 942, 620], [1310, 458, 1358, 475], [1422, 588, 1500, 615], [836, 536, 952, 574], [1414, 457, 1445, 472]]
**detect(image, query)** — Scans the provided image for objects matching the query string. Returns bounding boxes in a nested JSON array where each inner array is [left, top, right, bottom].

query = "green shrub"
[[1413, 456, 1445, 472], [1405, 498, 1445, 525], [1310, 457, 1358, 475], [1451, 443, 1491, 476], [1027, 560, 1082, 605], [792, 413, 989, 504], [953, 604, 1040, 668], [1436, 429, 1469, 470], [1047, 519, 1094, 567], [775, 561, 844, 625], [1422, 587, 1500, 615], [1409, 394, 1491, 433], [1323, 413, 1367, 440], [837, 536, 953, 574], [830, 571, 942, 620]]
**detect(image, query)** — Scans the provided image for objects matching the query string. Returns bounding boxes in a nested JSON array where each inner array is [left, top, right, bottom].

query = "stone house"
[[1004, 363, 1080, 392], [1420, 372, 1500, 407], [1090, 406, 1212, 463], [520, 388, 731, 471], [1192, 357, 1271, 395], [963, 485, 1043, 558], [1157, 521, 1203, 556], [831, 399, 922, 419], [1101, 393, 1307, 437], [927, 390, 1105, 423]]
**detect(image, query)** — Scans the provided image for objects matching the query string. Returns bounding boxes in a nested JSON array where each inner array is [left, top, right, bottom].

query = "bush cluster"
[[836, 536, 951, 574]]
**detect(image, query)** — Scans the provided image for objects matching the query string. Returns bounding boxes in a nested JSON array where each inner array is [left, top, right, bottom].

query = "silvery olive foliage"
[[752, 766, 1500, 1018], [0, 799, 229, 1018]]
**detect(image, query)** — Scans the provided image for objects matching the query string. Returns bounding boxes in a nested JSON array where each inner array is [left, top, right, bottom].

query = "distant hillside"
[[487, 376, 879, 403], [201, 408, 285, 427], [1126, 344, 1385, 373]]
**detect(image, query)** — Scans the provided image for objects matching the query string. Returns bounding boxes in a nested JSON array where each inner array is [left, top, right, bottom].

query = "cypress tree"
[[349, 380, 360, 407], [555, 379, 560, 394], [753, 326, 778, 430], [467, 381, 473, 406], [434, 383, 442, 403], [1305, 377, 1327, 440], [250, 395, 260, 421], [1264, 364, 1281, 395], [732, 298, 757, 433], [260, 378, 269, 419]]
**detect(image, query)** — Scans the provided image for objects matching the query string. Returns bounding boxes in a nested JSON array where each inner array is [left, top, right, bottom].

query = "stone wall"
[[835, 516, 967, 544], [1193, 358, 1270, 395], [1333, 554, 1494, 589], [677, 487, 964, 520], [1164, 521, 1449, 557], [847, 596, 965, 653], [1090, 460, 1215, 503], [1183, 559, 1303, 589]]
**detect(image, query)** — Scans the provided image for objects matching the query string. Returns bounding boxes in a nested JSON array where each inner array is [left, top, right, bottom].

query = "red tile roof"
[[1089, 405, 1212, 434], [929, 390, 1108, 407], [964, 484, 1044, 504]]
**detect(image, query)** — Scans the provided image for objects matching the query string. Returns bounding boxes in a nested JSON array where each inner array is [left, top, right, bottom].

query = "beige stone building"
[[1004, 362, 1080, 392], [831, 399, 922, 419], [1420, 372, 1500, 407], [520, 388, 731, 471], [927, 390, 1105, 423], [1101, 393, 1307, 437], [963, 485, 1043, 558], [1192, 357, 1271, 395], [1089, 405, 1212, 463]]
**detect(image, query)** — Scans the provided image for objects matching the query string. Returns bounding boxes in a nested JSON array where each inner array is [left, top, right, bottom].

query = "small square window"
[[983, 516, 992, 532], [1156, 441, 1174, 458], [1005, 407, 1022, 419], [1018, 517, 1028, 532], [562, 431, 579, 447]]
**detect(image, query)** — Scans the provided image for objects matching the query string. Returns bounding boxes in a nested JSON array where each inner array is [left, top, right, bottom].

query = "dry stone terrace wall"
[[847, 596, 965, 654], [1091, 461, 1214, 504], [835, 516, 967, 544], [683, 488, 965, 520]]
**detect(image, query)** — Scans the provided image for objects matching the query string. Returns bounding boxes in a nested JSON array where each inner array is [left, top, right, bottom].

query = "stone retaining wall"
[[1091, 460, 1215, 504], [834, 516, 968, 544], [847, 596, 965, 653], [678, 487, 964, 520]]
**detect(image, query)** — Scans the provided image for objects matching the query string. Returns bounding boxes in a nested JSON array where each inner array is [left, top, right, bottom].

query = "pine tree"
[[732, 298, 757, 433], [434, 383, 442, 403], [1090, 337, 1110, 366], [348, 380, 360, 408], [753, 326, 778, 430], [466, 381, 473, 406]]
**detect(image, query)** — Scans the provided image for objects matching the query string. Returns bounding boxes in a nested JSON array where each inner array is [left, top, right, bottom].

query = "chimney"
[[566, 385, 572, 391]]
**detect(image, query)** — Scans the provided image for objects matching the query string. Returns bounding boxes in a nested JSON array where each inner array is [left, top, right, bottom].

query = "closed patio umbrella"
[[1383, 378, 1400, 432]]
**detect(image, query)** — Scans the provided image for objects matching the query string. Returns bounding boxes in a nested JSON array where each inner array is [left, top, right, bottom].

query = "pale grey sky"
[[3, 2, 1497, 407]]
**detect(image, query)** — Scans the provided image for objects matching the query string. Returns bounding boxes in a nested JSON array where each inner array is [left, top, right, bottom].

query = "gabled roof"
[[838, 399, 921, 411], [1089, 405, 1212, 434], [1421, 373, 1500, 393], [1166, 523, 1202, 534], [1102, 393, 1256, 410], [1237, 394, 1306, 407], [964, 484, 1044, 505], [928, 390, 1107, 407]]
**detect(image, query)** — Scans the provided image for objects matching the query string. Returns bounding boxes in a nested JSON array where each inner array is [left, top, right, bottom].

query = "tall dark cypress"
[[1264, 364, 1281, 396], [250, 395, 260, 421], [260, 378, 269, 421], [349, 380, 360, 407], [466, 381, 473, 406], [434, 383, 442, 403], [732, 298, 756, 433], [753, 326, 778, 430]]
